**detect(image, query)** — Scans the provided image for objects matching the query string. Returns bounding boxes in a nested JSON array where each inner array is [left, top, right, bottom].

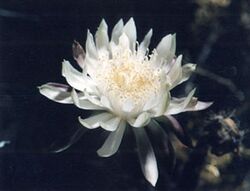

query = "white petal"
[[150, 91, 170, 117], [84, 91, 103, 107], [164, 88, 212, 116], [71, 89, 104, 110], [78, 112, 113, 129], [86, 30, 98, 59], [178, 63, 196, 85], [156, 34, 175, 62], [62, 60, 87, 92], [100, 96, 112, 110], [182, 88, 197, 107], [123, 18, 137, 51], [170, 33, 176, 58], [72, 41, 85, 69], [138, 29, 153, 58], [118, 33, 130, 50], [133, 127, 158, 187], [143, 96, 158, 112], [122, 99, 134, 112], [95, 19, 109, 50], [168, 55, 183, 89], [100, 117, 121, 131], [38, 83, 73, 104], [83, 55, 99, 76], [111, 19, 124, 44], [129, 112, 151, 128], [97, 120, 126, 157], [185, 99, 213, 112]]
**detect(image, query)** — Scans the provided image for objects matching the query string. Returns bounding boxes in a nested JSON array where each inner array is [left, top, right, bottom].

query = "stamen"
[[95, 47, 163, 112]]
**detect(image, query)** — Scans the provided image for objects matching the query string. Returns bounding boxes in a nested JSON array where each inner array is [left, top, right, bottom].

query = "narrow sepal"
[[97, 120, 126, 157], [133, 127, 159, 186]]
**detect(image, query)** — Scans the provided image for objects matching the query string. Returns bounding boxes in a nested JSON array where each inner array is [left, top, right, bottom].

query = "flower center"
[[95, 49, 163, 115]]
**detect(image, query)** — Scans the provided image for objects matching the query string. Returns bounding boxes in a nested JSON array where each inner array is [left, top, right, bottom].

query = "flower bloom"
[[39, 18, 212, 186]]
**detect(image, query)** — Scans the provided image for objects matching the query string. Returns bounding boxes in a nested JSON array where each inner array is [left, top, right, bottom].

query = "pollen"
[[95, 48, 162, 111]]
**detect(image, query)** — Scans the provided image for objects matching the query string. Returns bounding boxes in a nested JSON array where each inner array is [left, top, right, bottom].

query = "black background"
[[0, 0, 249, 190]]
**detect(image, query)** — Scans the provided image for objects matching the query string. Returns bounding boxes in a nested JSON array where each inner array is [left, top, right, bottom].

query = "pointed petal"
[[86, 30, 98, 59], [165, 88, 196, 115], [128, 112, 151, 128], [62, 60, 87, 92], [84, 91, 103, 107], [169, 63, 196, 88], [50, 127, 87, 153], [123, 18, 137, 51], [100, 96, 112, 110], [95, 19, 109, 50], [72, 40, 85, 69], [111, 19, 124, 44], [165, 89, 212, 115], [150, 91, 170, 117], [71, 89, 104, 110], [156, 34, 175, 62], [118, 33, 130, 50], [97, 120, 126, 157], [143, 96, 158, 112], [168, 55, 183, 89], [178, 63, 196, 85], [133, 127, 158, 187], [170, 33, 176, 58], [100, 117, 121, 131], [185, 99, 213, 112], [78, 112, 113, 129], [138, 29, 153, 58], [38, 83, 73, 104], [147, 120, 176, 171]]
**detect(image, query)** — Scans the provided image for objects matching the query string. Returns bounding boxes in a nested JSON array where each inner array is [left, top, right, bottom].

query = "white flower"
[[39, 18, 212, 186]]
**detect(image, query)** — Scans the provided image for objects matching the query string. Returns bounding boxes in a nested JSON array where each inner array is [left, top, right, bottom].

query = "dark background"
[[0, 0, 250, 190]]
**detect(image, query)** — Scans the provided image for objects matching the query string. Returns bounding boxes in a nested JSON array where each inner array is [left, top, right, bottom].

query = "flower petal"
[[100, 117, 121, 131], [156, 34, 175, 63], [138, 29, 153, 58], [150, 91, 170, 117], [111, 19, 124, 44], [165, 89, 212, 115], [128, 112, 151, 128], [185, 99, 213, 112], [143, 96, 158, 112], [86, 30, 98, 59], [38, 83, 73, 104], [97, 120, 126, 157], [168, 55, 183, 88], [72, 40, 85, 69], [147, 120, 176, 170], [100, 96, 112, 110], [62, 60, 87, 92], [122, 99, 134, 113], [165, 88, 196, 115], [95, 19, 109, 50], [51, 127, 87, 153], [78, 112, 113, 129], [118, 33, 130, 50], [123, 18, 137, 51], [71, 89, 104, 110], [133, 127, 158, 187], [178, 63, 196, 85], [170, 33, 176, 58]]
